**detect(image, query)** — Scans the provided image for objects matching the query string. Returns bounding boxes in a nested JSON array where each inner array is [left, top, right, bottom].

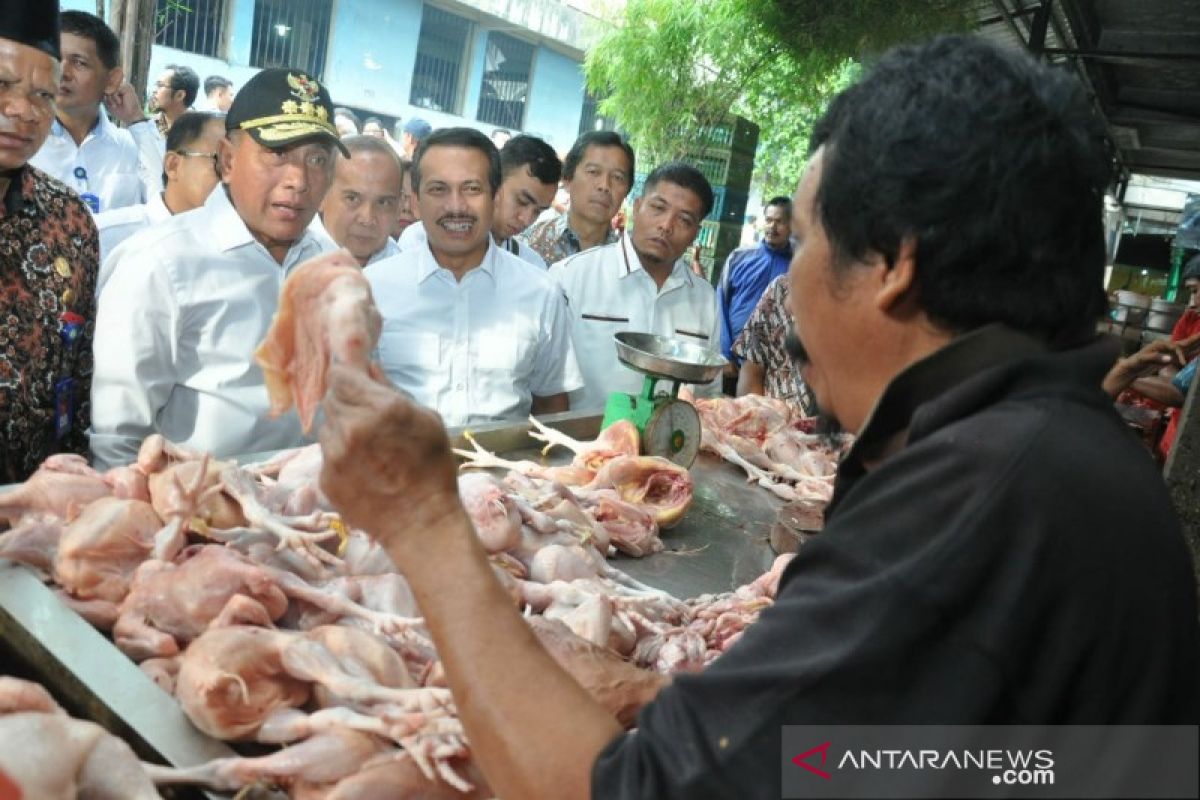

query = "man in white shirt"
[[316, 134, 402, 267], [94, 110, 224, 274], [366, 127, 581, 427], [149, 63, 198, 135], [90, 67, 346, 469], [202, 75, 234, 113], [549, 161, 720, 411], [28, 10, 164, 213], [399, 133, 560, 269]]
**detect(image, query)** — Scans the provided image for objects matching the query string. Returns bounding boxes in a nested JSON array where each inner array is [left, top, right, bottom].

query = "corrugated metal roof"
[[977, 0, 1200, 182]]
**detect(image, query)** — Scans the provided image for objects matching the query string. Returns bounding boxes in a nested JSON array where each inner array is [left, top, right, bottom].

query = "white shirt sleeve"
[[126, 120, 165, 203], [529, 284, 584, 398], [89, 245, 179, 469], [696, 287, 724, 398]]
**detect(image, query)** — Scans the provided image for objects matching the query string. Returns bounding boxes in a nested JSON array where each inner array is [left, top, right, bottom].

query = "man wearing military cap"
[[90, 67, 342, 468], [0, 0, 99, 482]]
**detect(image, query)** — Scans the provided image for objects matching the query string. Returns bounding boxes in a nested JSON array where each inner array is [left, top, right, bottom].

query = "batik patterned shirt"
[[0, 165, 98, 482], [519, 211, 619, 266], [732, 274, 815, 416]]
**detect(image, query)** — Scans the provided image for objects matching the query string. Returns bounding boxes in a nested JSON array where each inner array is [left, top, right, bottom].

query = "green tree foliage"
[[584, 0, 973, 197]]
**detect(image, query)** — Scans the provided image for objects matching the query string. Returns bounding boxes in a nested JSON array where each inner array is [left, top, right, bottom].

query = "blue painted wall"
[[525, 45, 586, 151], [63, 0, 588, 150]]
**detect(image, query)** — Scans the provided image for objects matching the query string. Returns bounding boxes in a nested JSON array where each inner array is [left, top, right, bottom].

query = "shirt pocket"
[[379, 324, 441, 374], [476, 331, 537, 376]]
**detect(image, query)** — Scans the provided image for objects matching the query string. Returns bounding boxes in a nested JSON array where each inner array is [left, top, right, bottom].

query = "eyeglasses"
[[177, 151, 219, 165]]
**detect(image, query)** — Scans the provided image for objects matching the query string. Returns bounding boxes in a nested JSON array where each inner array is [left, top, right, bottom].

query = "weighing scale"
[[601, 332, 728, 468]]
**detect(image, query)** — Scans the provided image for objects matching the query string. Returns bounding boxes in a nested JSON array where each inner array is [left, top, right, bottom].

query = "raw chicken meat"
[[458, 472, 523, 554], [175, 625, 312, 740], [53, 497, 162, 604], [0, 677, 161, 800], [0, 454, 111, 525], [694, 394, 849, 504], [114, 544, 289, 661], [0, 513, 64, 578], [527, 416, 640, 472], [144, 728, 387, 792], [584, 455, 693, 529], [326, 753, 491, 800], [255, 250, 383, 432]]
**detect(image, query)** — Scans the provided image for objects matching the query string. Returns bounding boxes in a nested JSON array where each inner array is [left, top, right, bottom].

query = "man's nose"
[[279, 160, 310, 193]]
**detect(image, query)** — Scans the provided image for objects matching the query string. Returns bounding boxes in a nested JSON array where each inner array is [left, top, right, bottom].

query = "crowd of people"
[[1, 6, 810, 481]]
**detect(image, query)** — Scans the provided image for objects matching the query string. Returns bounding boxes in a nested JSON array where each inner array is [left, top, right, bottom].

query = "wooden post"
[[1162, 372, 1200, 606], [109, 0, 156, 103]]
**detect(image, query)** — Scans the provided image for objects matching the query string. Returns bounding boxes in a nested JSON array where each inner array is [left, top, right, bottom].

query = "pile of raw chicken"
[[692, 393, 852, 504], [0, 253, 796, 799]]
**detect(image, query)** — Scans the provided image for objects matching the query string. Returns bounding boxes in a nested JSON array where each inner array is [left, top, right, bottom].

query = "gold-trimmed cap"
[[225, 67, 349, 158]]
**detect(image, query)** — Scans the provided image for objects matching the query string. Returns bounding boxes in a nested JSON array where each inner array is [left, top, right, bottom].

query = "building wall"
[[64, 0, 589, 150]]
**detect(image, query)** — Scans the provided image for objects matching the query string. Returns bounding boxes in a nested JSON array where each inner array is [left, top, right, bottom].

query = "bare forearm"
[[388, 512, 622, 800], [532, 393, 569, 415], [1130, 377, 1185, 407], [737, 360, 767, 397]]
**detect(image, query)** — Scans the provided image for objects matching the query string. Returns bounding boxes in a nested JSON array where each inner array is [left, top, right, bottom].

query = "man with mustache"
[[316, 36, 1196, 800], [89, 68, 343, 469], [0, 1, 98, 483], [366, 127, 580, 426], [398, 133, 561, 268], [316, 134, 403, 268], [549, 161, 721, 411], [520, 130, 633, 264]]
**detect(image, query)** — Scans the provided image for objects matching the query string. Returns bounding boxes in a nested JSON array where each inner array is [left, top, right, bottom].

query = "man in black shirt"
[[318, 35, 1200, 799]]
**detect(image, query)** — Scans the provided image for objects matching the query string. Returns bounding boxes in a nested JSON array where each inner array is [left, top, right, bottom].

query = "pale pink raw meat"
[[255, 250, 383, 432], [53, 497, 163, 604], [0, 454, 111, 525]]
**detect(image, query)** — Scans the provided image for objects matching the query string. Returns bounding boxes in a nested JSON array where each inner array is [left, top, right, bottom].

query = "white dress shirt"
[[95, 191, 173, 286], [29, 112, 165, 214], [548, 233, 721, 411], [311, 215, 400, 266], [90, 187, 334, 469], [365, 241, 582, 427], [399, 220, 547, 269]]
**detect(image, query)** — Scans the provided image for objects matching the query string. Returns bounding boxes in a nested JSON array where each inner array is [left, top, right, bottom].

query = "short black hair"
[[563, 130, 634, 181], [163, 111, 220, 186], [412, 127, 501, 195], [334, 107, 361, 130], [166, 64, 200, 107], [765, 195, 792, 215], [204, 75, 232, 95], [642, 161, 714, 218], [500, 134, 561, 186], [61, 10, 119, 70], [810, 34, 1111, 347]]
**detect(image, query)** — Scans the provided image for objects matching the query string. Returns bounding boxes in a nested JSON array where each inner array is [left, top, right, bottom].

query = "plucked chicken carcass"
[[53, 497, 163, 613], [114, 544, 289, 661], [256, 250, 383, 432], [0, 677, 161, 800], [0, 454, 111, 525]]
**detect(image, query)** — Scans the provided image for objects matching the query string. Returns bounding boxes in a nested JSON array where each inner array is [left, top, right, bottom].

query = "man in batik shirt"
[[732, 274, 815, 416], [1, 2, 98, 482]]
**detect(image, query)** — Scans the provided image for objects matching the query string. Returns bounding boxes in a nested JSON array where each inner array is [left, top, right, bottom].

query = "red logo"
[[792, 741, 833, 780]]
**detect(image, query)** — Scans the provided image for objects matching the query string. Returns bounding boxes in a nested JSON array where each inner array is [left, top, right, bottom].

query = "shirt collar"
[[146, 191, 172, 223], [50, 109, 111, 143], [617, 232, 696, 289], [761, 238, 793, 258], [416, 238, 499, 284], [201, 186, 322, 262]]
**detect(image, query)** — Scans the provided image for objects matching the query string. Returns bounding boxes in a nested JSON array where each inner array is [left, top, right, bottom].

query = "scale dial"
[[644, 399, 701, 468]]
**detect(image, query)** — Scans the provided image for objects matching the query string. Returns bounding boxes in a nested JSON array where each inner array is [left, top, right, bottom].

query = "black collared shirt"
[[592, 325, 1199, 799]]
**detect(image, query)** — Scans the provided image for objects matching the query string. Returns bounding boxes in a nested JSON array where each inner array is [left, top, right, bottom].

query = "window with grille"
[[578, 90, 615, 136], [476, 32, 535, 130], [155, 0, 227, 58], [409, 5, 472, 115], [249, 0, 333, 79]]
